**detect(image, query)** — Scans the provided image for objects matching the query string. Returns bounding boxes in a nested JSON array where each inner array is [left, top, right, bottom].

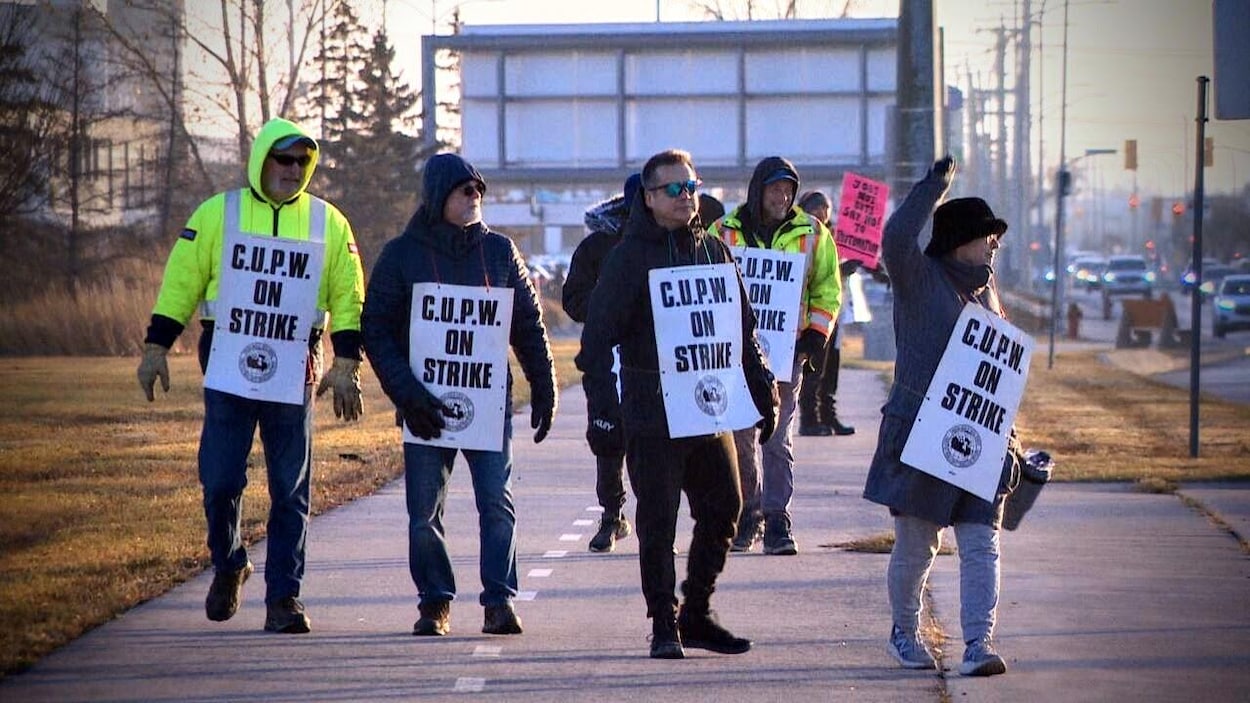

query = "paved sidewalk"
[[3, 366, 1250, 701]]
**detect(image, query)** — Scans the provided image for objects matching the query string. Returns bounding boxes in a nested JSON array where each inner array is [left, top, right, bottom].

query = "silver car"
[[1212, 274, 1250, 338]]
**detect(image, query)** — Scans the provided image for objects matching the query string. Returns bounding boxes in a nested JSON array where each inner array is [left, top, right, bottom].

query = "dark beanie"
[[924, 197, 1008, 258]]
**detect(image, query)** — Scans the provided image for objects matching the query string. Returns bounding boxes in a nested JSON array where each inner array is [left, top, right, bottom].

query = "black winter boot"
[[820, 396, 855, 436], [677, 605, 752, 654], [650, 613, 684, 659]]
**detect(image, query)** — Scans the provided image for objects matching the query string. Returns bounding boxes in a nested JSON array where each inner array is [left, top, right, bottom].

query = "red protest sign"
[[834, 173, 888, 270]]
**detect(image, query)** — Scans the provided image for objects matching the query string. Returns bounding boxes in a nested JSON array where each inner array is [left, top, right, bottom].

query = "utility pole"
[[892, 0, 938, 199], [989, 22, 1011, 280], [1014, 0, 1032, 284]]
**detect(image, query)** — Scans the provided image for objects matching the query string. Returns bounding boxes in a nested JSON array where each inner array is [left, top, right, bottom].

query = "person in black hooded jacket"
[[362, 153, 557, 639], [562, 173, 641, 554], [576, 148, 779, 660]]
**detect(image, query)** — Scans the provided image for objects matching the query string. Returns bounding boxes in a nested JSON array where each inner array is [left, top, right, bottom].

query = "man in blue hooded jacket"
[[362, 153, 557, 638]]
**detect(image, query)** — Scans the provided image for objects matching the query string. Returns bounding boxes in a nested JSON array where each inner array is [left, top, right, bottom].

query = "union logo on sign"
[[693, 375, 729, 417], [439, 391, 474, 432], [238, 342, 278, 384], [941, 424, 982, 470]]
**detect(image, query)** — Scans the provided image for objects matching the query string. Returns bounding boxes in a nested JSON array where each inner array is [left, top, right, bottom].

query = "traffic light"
[[1125, 139, 1138, 171], [1057, 169, 1072, 196], [1128, 193, 1140, 209], [1204, 137, 1214, 167], [1172, 201, 1186, 216]]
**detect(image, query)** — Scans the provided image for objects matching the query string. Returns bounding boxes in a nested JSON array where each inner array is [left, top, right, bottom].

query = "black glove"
[[795, 329, 827, 373], [754, 381, 780, 445], [402, 395, 446, 440], [927, 155, 956, 190], [531, 388, 556, 444], [839, 259, 862, 278], [586, 415, 623, 457]]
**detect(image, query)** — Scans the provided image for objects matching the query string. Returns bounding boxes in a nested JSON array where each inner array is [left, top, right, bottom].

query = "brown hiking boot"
[[413, 600, 451, 636], [482, 603, 523, 635], [264, 596, 311, 634], [205, 561, 253, 622]]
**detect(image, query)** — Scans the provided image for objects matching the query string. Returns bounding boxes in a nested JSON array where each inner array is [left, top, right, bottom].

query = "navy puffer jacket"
[[362, 154, 555, 417]]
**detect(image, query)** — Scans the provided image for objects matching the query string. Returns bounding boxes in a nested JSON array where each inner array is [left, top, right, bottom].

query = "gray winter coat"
[[861, 170, 1018, 527]]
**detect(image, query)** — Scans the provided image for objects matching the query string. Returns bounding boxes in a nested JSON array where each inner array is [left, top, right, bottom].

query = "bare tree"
[[0, 5, 56, 223], [687, 0, 857, 20], [180, 0, 332, 164]]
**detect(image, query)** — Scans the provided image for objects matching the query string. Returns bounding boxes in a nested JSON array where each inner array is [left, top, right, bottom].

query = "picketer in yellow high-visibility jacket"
[[135, 117, 365, 636], [707, 156, 842, 558]]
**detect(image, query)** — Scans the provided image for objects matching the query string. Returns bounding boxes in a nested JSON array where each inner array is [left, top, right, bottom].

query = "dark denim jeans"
[[403, 413, 517, 607], [199, 387, 312, 603]]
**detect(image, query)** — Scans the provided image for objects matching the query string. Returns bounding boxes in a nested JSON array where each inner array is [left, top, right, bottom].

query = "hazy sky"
[[371, 0, 1248, 199]]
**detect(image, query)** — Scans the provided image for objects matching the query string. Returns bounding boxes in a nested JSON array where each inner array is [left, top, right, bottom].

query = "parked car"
[[1101, 255, 1154, 298], [1070, 257, 1107, 290], [1212, 274, 1250, 338]]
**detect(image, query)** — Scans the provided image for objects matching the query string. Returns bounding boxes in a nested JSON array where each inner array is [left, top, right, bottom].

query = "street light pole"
[[1047, 0, 1070, 370]]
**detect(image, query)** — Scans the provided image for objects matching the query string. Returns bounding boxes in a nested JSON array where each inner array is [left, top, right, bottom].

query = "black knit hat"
[[924, 197, 1008, 258]]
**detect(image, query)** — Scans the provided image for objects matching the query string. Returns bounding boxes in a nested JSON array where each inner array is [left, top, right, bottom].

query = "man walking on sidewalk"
[[710, 157, 841, 555], [563, 173, 642, 553], [137, 117, 366, 634], [576, 149, 778, 659]]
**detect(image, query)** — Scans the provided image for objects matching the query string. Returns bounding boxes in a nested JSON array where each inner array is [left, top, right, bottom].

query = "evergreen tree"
[[0, 5, 54, 223]]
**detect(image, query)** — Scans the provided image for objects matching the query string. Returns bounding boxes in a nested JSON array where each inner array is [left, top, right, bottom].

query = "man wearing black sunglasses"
[[576, 149, 779, 659], [710, 156, 842, 557], [362, 153, 557, 640], [137, 118, 366, 635]]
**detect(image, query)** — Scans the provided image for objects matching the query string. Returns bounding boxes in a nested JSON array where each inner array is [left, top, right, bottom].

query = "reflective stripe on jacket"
[[710, 205, 843, 336]]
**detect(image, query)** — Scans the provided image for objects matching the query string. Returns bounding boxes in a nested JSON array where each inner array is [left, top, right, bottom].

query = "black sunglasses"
[[268, 153, 311, 167], [458, 183, 484, 197], [649, 179, 701, 198]]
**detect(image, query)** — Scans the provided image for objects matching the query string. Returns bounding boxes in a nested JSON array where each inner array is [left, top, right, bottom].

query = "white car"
[[1101, 255, 1154, 297], [1212, 274, 1250, 338]]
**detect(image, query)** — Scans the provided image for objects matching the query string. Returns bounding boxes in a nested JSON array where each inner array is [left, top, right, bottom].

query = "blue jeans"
[[403, 413, 517, 607], [199, 387, 313, 603], [733, 359, 802, 520], [888, 514, 1001, 643]]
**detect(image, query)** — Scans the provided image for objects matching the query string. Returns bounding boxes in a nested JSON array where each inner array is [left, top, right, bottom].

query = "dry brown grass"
[[2, 321, 1247, 677], [842, 334, 1250, 482], [0, 337, 579, 677]]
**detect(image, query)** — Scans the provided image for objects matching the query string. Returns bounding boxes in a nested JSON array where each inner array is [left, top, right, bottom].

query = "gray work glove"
[[137, 343, 170, 402], [315, 357, 363, 422]]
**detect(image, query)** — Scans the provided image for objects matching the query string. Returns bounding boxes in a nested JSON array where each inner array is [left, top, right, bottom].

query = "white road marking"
[[528, 568, 553, 578], [559, 533, 582, 541], [454, 677, 485, 692], [473, 645, 502, 657], [542, 550, 569, 558]]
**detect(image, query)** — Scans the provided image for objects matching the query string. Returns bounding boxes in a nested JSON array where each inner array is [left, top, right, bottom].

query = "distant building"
[[421, 18, 899, 255], [3, 0, 184, 227]]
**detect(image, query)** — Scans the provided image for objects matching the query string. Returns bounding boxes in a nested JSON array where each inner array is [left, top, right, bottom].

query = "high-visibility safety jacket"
[[710, 204, 843, 338], [145, 118, 365, 360]]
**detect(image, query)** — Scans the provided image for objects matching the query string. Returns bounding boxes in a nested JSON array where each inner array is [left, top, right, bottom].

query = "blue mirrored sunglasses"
[[649, 179, 701, 198]]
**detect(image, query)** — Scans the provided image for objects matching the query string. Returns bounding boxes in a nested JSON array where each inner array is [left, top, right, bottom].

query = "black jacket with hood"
[[561, 194, 631, 323], [361, 153, 556, 418], [574, 196, 775, 438]]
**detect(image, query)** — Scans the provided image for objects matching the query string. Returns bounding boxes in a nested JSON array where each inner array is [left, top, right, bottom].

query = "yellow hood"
[[248, 118, 320, 206]]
